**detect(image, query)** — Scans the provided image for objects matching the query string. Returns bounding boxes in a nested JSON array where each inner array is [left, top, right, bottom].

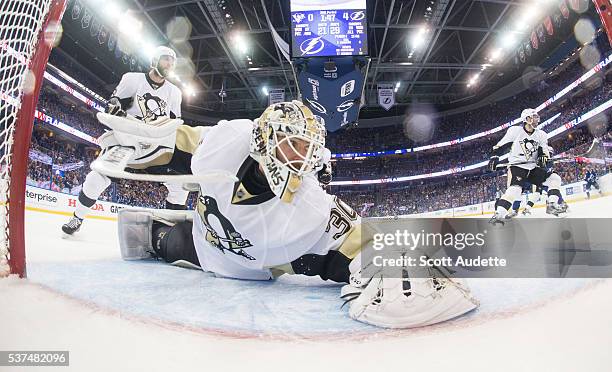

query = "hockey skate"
[[521, 208, 532, 216], [546, 202, 567, 217], [62, 214, 83, 235], [505, 210, 518, 219], [488, 212, 505, 225]]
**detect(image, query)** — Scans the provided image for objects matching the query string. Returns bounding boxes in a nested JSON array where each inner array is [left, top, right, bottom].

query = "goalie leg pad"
[[118, 209, 193, 261], [156, 220, 200, 268]]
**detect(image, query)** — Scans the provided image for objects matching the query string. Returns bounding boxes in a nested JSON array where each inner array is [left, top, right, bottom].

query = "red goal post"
[[0, 0, 68, 277]]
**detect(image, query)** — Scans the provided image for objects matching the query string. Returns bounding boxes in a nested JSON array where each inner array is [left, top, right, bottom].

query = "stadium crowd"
[[328, 33, 612, 155], [26, 37, 612, 214]]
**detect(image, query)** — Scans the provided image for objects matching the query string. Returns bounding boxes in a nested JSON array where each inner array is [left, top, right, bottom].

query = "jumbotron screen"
[[290, 0, 368, 58]]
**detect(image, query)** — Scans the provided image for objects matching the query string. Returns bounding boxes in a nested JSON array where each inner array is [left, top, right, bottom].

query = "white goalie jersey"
[[112, 72, 182, 122], [190, 119, 360, 280], [494, 125, 549, 170]]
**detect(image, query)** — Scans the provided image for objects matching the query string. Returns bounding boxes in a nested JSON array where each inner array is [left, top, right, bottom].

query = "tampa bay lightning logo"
[[300, 36, 325, 56], [306, 98, 327, 115], [350, 11, 365, 21], [337, 100, 354, 112]]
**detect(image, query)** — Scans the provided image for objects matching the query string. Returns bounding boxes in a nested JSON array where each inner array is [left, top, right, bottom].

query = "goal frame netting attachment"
[[0, 0, 67, 277]]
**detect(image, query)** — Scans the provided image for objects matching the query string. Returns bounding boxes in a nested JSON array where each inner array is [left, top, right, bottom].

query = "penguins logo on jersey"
[[136, 92, 167, 123], [519, 139, 538, 160], [196, 194, 255, 261]]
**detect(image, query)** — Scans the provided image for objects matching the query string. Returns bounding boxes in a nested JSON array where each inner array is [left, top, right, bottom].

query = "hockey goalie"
[[105, 100, 478, 329]]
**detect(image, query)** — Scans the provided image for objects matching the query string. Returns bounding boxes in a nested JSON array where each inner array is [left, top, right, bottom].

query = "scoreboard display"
[[290, 0, 368, 58]]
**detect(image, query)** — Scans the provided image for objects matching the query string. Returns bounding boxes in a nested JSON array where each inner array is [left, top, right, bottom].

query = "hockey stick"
[[91, 146, 238, 184], [495, 138, 601, 169]]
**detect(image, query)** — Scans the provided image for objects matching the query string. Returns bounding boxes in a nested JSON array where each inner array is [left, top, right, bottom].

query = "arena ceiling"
[[56, 0, 591, 120]]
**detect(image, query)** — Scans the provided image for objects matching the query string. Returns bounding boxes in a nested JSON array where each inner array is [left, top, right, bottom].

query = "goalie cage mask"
[[250, 100, 326, 203]]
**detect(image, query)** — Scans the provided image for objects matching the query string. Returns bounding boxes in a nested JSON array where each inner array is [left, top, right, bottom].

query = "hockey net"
[[0, 0, 67, 277]]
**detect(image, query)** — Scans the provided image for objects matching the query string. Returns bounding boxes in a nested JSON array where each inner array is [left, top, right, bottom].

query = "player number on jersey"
[[326, 197, 358, 240]]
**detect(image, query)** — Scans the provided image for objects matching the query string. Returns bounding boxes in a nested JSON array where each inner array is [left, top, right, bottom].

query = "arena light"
[[118, 13, 142, 41], [524, 4, 541, 23], [143, 42, 156, 60], [262, 86, 269, 96], [232, 32, 249, 54], [514, 19, 528, 31], [501, 33, 517, 49], [184, 84, 196, 97], [469, 74, 480, 85], [104, 2, 121, 19], [394, 81, 400, 93], [410, 26, 428, 49], [489, 49, 502, 61]]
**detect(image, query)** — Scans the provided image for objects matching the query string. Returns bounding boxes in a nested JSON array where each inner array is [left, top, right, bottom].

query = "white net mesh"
[[0, 0, 54, 275]]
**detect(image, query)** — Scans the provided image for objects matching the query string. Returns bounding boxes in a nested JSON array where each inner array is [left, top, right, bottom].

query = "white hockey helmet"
[[250, 100, 326, 203], [520, 108, 540, 126], [151, 46, 177, 78]]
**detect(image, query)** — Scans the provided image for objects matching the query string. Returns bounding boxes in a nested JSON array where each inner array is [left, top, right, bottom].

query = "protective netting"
[[0, 0, 54, 275]]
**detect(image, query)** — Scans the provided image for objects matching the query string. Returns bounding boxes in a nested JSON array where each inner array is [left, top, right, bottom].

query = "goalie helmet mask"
[[520, 108, 540, 129], [250, 100, 326, 203], [151, 46, 177, 78]]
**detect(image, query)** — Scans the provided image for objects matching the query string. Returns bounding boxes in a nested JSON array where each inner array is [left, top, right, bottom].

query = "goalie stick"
[[91, 146, 238, 184]]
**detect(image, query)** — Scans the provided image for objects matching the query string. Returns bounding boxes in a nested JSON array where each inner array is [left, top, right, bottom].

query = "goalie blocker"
[[91, 113, 237, 184]]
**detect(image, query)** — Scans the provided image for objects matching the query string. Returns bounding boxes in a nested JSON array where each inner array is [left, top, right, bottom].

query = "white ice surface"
[[1, 196, 612, 371]]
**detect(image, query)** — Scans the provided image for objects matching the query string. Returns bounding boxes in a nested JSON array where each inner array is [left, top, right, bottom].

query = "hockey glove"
[[318, 163, 332, 187], [488, 156, 500, 172], [106, 97, 127, 117], [536, 153, 550, 168]]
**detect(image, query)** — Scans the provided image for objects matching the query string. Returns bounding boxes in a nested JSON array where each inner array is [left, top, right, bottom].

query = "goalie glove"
[[340, 252, 479, 329], [106, 97, 127, 117], [488, 156, 500, 172]]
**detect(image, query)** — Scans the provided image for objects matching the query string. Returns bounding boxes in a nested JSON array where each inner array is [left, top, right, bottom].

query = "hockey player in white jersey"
[[112, 100, 478, 329], [62, 46, 189, 235], [488, 108, 567, 224]]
